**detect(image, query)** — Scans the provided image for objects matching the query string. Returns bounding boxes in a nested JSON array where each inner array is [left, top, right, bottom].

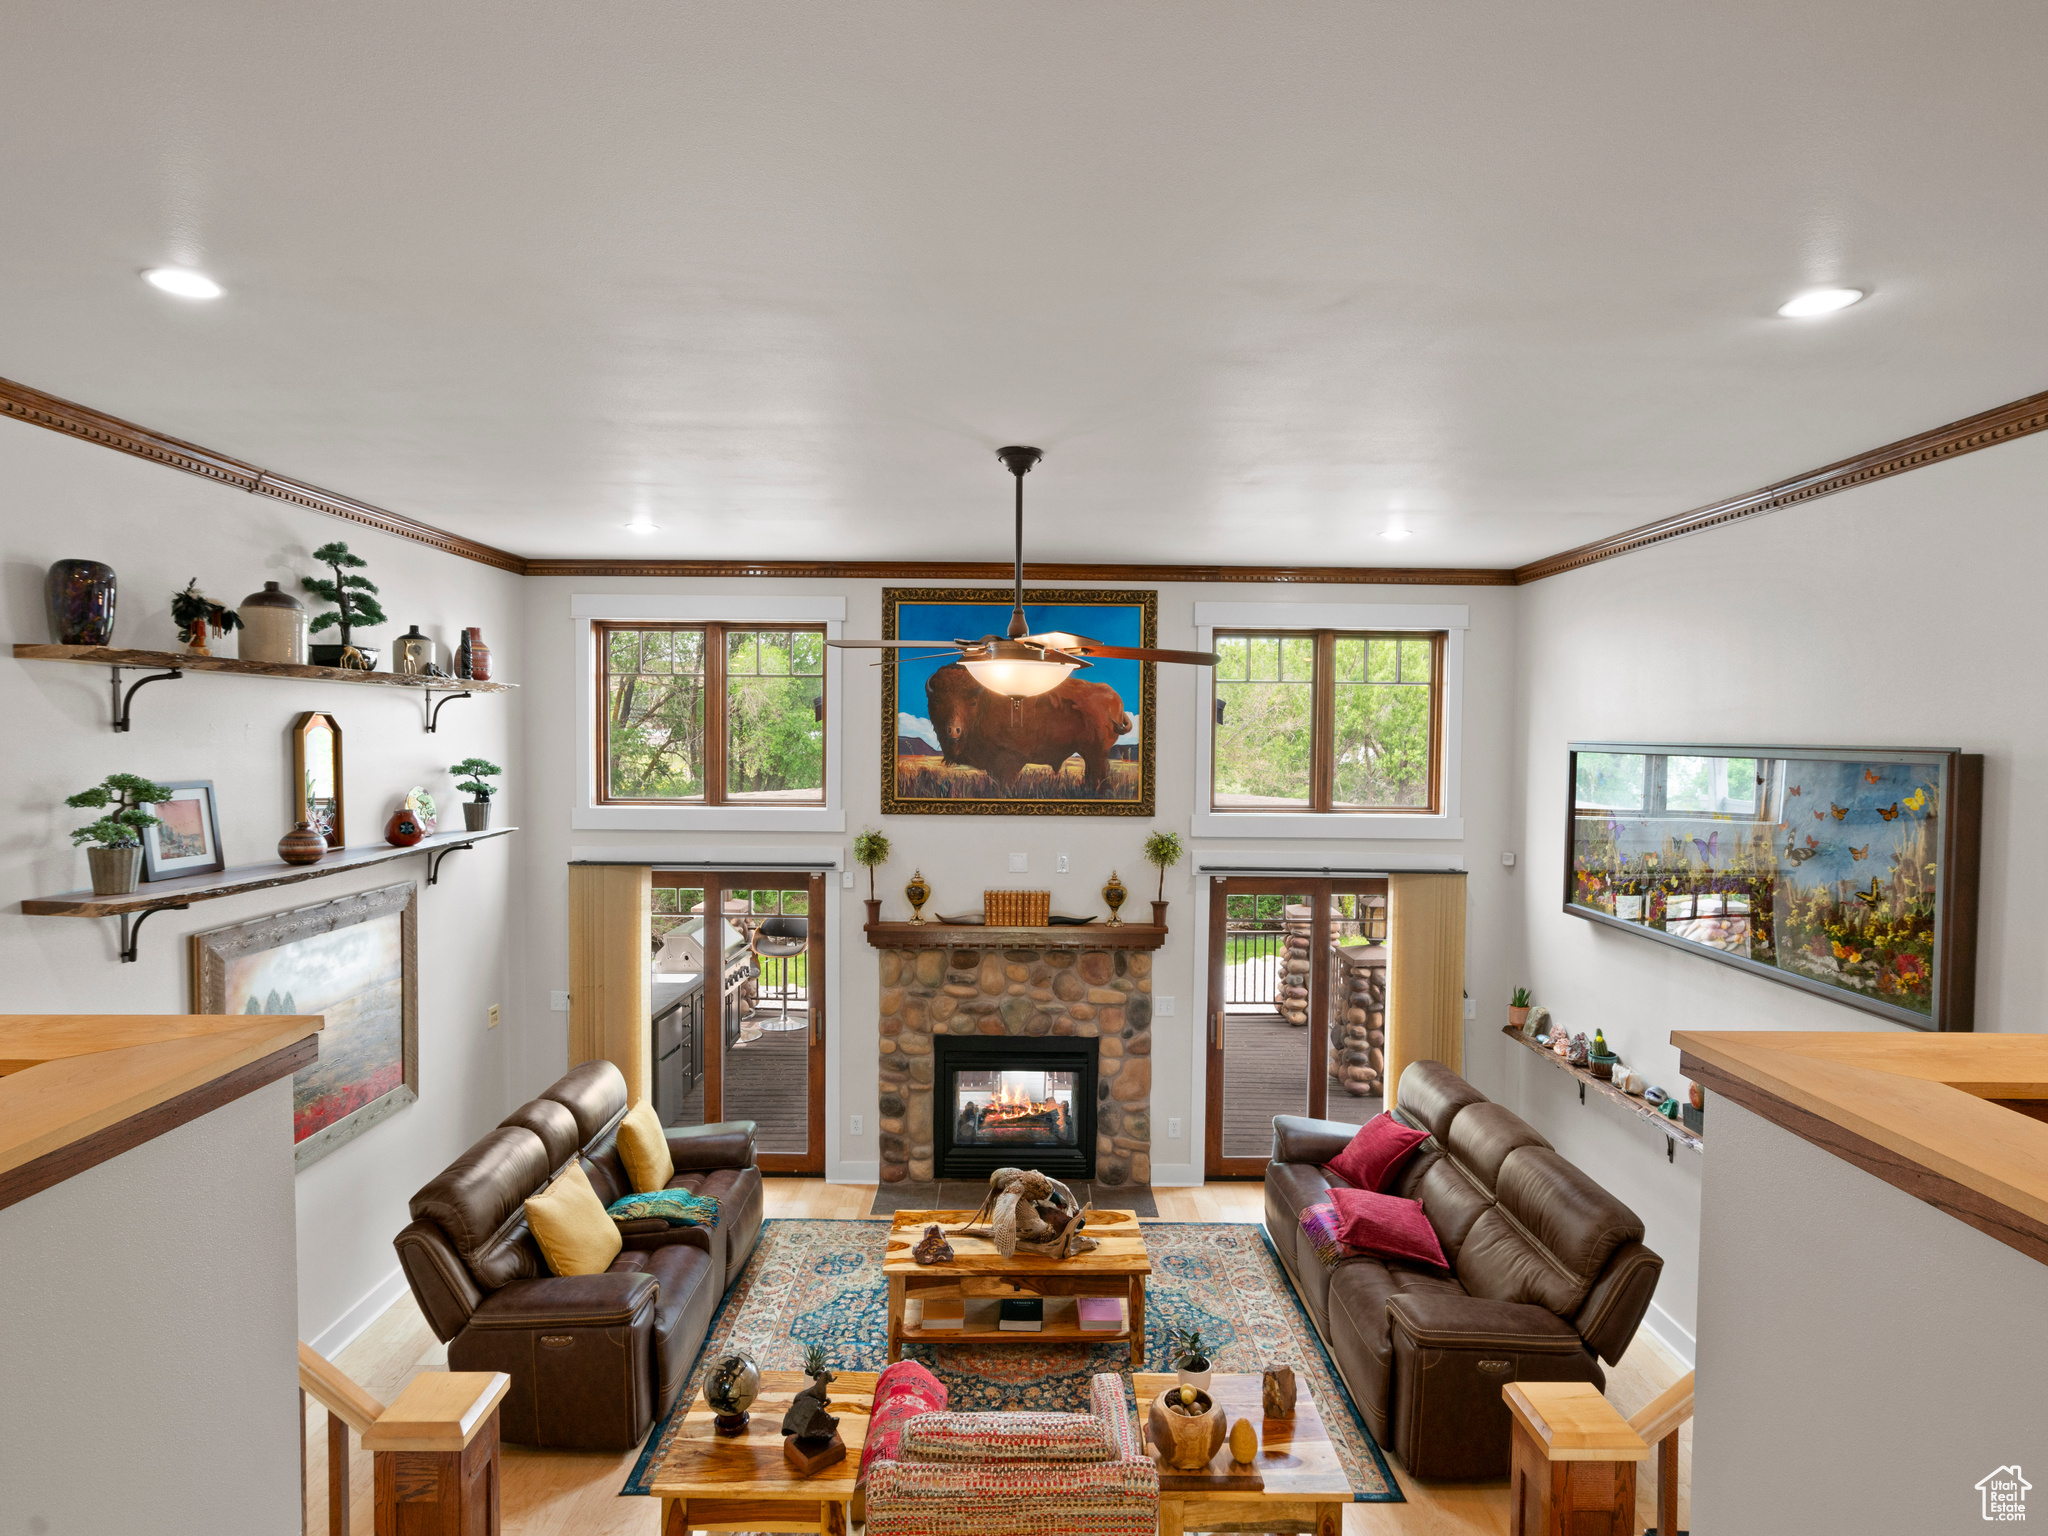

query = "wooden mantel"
[[863, 921, 1167, 951], [1675, 1030, 2048, 1266]]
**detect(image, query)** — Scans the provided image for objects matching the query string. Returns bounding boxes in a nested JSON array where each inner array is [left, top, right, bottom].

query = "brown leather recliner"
[[1264, 1061, 1662, 1481], [394, 1060, 764, 1450]]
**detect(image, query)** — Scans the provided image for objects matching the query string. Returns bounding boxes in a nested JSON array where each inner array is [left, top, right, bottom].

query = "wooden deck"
[[669, 1023, 812, 1156], [1220, 1009, 1380, 1159]]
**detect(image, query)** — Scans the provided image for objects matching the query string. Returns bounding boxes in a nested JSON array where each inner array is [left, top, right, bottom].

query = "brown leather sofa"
[[1265, 1061, 1662, 1480], [394, 1060, 764, 1450]]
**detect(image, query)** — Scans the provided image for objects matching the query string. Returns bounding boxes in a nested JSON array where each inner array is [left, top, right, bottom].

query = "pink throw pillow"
[[1321, 1113, 1429, 1192], [857, 1359, 949, 1485], [1328, 1186, 1449, 1270]]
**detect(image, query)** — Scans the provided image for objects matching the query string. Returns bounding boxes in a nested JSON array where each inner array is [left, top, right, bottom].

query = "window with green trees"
[[1212, 630, 1442, 812], [600, 624, 825, 804]]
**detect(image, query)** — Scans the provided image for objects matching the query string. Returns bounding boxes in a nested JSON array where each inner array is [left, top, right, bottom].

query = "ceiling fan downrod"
[[996, 446, 1042, 640]]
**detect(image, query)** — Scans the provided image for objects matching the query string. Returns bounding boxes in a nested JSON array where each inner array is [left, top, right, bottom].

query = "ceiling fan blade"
[[1021, 631, 1219, 667], [825, 639, 965, 651]]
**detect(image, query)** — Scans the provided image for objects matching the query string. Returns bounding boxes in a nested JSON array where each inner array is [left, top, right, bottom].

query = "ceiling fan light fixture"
[[961, 655, 1077, 699]]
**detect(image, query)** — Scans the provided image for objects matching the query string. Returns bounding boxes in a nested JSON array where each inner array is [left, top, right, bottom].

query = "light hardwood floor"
[[305, 1179, 1690, 1535]]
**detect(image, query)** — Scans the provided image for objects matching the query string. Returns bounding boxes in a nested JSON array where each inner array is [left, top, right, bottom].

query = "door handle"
[[1211, 1010, 1223, 1048]]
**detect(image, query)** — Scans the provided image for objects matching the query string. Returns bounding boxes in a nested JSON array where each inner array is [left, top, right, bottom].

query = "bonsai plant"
[[1509, 986, 1533, 1030], [449, 757, 502, 831], [67, 772, 174, 895], [1143, 828, 1184, 923], [853, 827, 890, 921], [1170, 1325, 1212, 1392], [301, 541, 388, 668], [169, 579, 241, 657]]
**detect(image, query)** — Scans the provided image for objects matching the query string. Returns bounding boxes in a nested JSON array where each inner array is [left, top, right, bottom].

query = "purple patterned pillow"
[[1301, 1200, 1365, 1268], [901, 1411, 1115, 1463]]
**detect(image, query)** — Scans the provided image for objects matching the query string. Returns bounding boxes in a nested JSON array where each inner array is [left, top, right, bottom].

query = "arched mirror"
[[291, 711, 345, 848]]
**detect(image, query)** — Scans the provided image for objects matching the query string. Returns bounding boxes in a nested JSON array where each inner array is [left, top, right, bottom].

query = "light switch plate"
[[1155, 995, 1176, 1016], [1168, 1118, 1182, 1140], [1463, 998, 1477, 1019], [488, 1003, 501, 1029], [1008, 852, 1028, 872], [1057, 852, 1070, 873], [850, 1115, 864, 1135], [550, 991, 571, 1013], [842, 869, 855, 887]]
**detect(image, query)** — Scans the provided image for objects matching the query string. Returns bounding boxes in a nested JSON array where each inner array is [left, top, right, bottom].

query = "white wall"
[[1693, 1096, 2048, 1533], [0, 418, 524, 1349], [517, 575, 1522, 1183], [1508, 429, 2048, 1356], [0, 1077, 302, 1536]]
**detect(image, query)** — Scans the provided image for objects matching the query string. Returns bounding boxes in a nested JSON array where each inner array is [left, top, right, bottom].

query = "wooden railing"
[[1629, 1370, 1694, 1536], [298, 1340, 510, 1536]]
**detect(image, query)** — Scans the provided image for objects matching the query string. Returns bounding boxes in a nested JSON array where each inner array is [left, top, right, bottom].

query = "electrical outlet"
[[1501, 851, 1517, 867], [1168, 1118, 1182, 1140], [841, 869, 855, 888], [850, 1114, 864, 1135], [1057, 852, 1070, 873], [1155, 995, 1176, 1016], [1008, 852, 1028, 872], [488, 1003, 501, 1029], [550, 991, 570, 1013], [1463, 998, 1477, 1019]]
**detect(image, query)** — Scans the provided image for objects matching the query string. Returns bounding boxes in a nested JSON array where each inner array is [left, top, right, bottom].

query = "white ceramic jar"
[[238, 581, 308, 664]]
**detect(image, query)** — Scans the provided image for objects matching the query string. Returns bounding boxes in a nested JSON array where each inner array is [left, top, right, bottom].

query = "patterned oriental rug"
[[623, 1219, 1401, 1503]]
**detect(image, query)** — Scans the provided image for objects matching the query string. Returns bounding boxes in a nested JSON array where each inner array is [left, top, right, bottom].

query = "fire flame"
[[982, 1079, 1062, 1122]]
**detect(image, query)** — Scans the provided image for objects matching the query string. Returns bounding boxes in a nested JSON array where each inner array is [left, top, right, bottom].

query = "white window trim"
[[1190, 601, 1466, 841], [572, 595, 847, 832]]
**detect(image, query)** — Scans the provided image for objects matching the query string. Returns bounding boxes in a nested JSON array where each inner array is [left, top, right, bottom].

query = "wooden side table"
[[1133, 1372, 1350, 1536], [1503, 1381, 1650, 1536], [644, 1370, 876, 1536], [359, 1371, 510, 1536]]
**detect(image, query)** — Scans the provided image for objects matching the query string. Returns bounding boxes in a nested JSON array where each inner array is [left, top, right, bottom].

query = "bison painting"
[[924, 663, 1133, 792]]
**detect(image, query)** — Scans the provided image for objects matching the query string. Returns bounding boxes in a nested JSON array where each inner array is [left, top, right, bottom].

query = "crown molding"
[[523, 557, 1515, 584], [1513, 386, 2048, 584], [0, 375, 528, 574]]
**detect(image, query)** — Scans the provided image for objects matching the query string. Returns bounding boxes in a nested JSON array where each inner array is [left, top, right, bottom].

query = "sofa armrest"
[[666, 1120, 756, 1171], [1386, 1289, 1588, 1353], [394, 1218, 483, 1344], [1572, 1239, 1663, 1365], [465, 1271, 657, 1330], [1090, 1373, 1145, 1461], [1272, 1114, 1360, 1167]]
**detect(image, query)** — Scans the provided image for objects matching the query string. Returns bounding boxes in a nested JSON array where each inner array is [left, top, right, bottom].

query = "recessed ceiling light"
[[626, 518, 659, 535], [1379, 527, 1413, 542], [1777, 287, 1865, 318], [142, 267, 222, 299]]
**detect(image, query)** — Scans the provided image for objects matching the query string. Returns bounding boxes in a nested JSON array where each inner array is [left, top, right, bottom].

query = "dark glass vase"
[[46, 559, 117, 645]]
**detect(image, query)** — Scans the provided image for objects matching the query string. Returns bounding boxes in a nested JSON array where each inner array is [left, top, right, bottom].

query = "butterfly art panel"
[[1565, 744, 1982, 1030]]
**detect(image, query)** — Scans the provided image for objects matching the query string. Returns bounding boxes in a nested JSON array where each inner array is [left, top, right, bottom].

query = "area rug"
[[623, 1219, 1401, 1502]]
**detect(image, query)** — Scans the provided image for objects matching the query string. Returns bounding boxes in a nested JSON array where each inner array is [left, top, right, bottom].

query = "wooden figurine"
[[1262, 1365, 1297, 1418], [781, 1356, 845, 1473]]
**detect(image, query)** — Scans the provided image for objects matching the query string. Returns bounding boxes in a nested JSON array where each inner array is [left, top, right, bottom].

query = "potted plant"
[[169, 579, 242, 657], [1170, 1325, 1212, 1393], [301, 541, 388, 669], [853, 827, 891, 924], [1142, 829, 1183, 927], [449, 757, 502, 830], [67, 773, 175, 894], [1509, 986, 1533, 1030]]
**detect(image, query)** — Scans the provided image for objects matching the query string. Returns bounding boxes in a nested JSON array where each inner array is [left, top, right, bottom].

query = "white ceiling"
[[5, 3, 2047, 568]]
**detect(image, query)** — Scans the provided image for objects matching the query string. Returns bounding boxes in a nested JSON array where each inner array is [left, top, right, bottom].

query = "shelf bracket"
[[109, 666, 183, 732], [425, 842, 477, 886], [424, 689, 473, 733], [1667, 1137, 1675, 1163], [1579, 1080, 1586, 1106], [117, 904, 189, 963]]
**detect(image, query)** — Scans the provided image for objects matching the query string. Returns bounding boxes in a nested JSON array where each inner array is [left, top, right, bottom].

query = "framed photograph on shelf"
[[1564, 743, 1982, 1031], [140, 780, 224, 881], [881, 587, 1157, 817], [192, 881, 417, 1169]]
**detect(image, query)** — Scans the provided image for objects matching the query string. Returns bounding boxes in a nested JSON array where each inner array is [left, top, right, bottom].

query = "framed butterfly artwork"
[[1564, 743, 1983, 1031]]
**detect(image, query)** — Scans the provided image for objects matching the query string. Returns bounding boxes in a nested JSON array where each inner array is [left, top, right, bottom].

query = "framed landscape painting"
[[193, 882, 417, 1167], [1564, 743, 1982, 1030], [881, 587, 1157, 816]]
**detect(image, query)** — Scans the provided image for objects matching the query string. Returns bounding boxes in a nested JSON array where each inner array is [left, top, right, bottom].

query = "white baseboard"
[[1639, 1299, 1696, 1368], [1147, 1163, 1203, 1188], [828, 1160, 880, 1185], [306, 1265, 409, 1360]]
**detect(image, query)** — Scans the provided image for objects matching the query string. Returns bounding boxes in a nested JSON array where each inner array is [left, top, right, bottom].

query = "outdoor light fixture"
[[142, 267, 222, 299]]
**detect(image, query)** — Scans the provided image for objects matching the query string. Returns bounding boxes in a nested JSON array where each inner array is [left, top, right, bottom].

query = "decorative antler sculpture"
[[955, 1166, 1099, 1259]]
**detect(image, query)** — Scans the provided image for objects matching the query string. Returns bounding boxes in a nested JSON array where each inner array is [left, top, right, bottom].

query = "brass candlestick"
[[1102, 870, 1128, 926], [904, 870, 931, 924]]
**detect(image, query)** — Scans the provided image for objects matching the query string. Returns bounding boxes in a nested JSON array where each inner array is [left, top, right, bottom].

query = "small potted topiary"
[[67, 772, 175, 894], [1170, 1325, 1212, 1393], [1142, 829, 1183, 927], [1509, 986, 1533, 1031], [853, 827, 890, 925], [169, 579, 241, 657], [449, 757, 502, 830]]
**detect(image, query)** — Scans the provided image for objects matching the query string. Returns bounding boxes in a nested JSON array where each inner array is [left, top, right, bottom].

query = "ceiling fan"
[[827, 445, 1218, 698]]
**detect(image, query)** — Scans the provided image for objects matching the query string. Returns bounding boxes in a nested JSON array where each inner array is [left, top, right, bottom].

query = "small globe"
[[704, 1353, 761, 1417]]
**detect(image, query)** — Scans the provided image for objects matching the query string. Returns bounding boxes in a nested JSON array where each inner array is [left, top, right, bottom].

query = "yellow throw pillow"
[[617, 1098, 675, 1194], [523, 1159, 622, 1277]]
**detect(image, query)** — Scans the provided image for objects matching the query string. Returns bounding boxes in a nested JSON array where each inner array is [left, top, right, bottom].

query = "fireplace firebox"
[[933, 1035, 1096, 1180]]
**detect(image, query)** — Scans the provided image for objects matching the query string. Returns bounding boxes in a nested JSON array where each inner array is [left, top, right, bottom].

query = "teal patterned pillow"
[[607, 1189, 722, 1229]]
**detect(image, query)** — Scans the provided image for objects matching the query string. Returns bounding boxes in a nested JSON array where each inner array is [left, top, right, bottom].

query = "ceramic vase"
[[458, 627, 491, 681], [278, 822, 328, 865], [463, 801, 492, 831], [1175, 1359, 1212, 1394], [903, 870, 931, 923], [46, 559, 117, 646], [238, 582, 308, 664], [86, 845, 140, 895], [1102, 870, 1128, 925], [385, 807, 427, 847]]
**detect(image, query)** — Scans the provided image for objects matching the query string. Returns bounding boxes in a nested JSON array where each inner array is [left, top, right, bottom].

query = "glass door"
[[1204, 874, 1389, 1178], [649, 869, 825, 1174]]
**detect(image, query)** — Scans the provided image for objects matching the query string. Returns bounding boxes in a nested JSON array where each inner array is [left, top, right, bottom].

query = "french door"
[[1203, 874, 1389, 1178], [650, 870, 826, 1175]]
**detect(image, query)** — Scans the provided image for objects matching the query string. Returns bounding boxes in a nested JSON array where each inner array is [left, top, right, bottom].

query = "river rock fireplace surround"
[[868, 924, 1160, 1186]]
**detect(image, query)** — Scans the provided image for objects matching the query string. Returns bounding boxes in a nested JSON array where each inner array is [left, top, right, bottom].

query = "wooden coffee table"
[[642, 1369, 876, 1536], [1134, 1372, 1351, 1536], [882, 1208, 1150, 1365]]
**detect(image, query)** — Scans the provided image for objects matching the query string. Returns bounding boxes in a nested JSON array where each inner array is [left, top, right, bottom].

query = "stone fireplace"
[[873, 939, 1154, 1185]]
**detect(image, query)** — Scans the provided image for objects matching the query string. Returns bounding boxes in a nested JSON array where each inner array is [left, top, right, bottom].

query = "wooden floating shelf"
[[863, 921, 1167, 951], [14, 644, 515, 691], [23, 827, 518, 919], [1502, 1025, 1703, 1153]]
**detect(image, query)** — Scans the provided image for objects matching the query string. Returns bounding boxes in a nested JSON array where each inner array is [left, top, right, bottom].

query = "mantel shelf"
[[864, 921, 1167, 951], [14, 644, 515, 692], [1503, 1025, 1703, 1154]]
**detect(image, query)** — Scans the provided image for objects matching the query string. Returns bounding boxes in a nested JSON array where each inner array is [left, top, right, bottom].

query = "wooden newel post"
[[1502, 1382, 1649, 1536], [362, 1371, 510, 1536]]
